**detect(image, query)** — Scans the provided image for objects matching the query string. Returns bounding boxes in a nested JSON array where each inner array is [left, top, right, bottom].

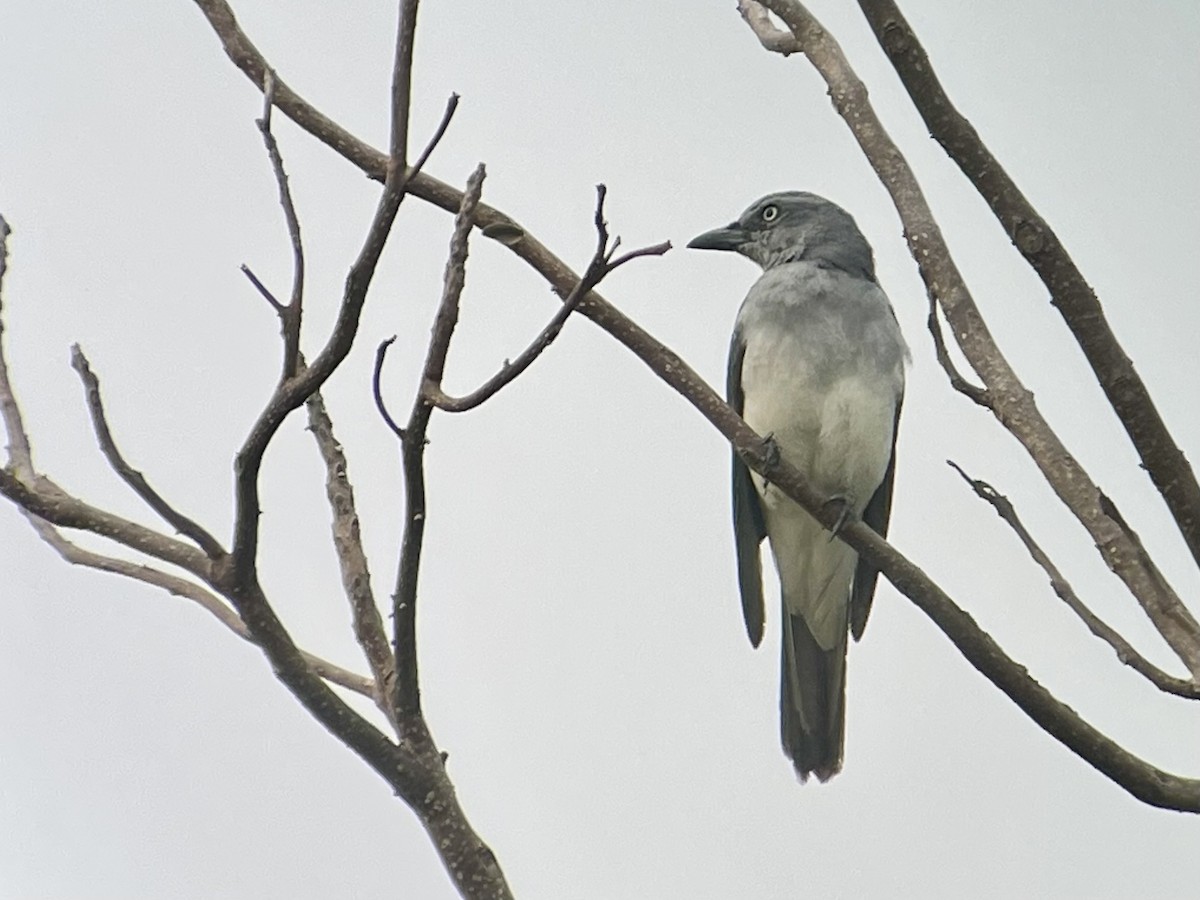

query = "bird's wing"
[[728, 324, 767, 648], [850, 398, 902, 641]]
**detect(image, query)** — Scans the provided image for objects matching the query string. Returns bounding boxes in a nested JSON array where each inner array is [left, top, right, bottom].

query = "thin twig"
[[4, 241, 210, 593], [400, 93, 459, 192], [254, 68, 305, 378], [372, 337, 406, 438], [428, 185, 671, 413], [69, 346, 226, 559], [240, 264, 284, 313], [0, 469, 210, 576], [927, 293, 988, 407], [392, 164, 486, 720], [948, 461, 1200, 700], [859, 0, 1200, 571]]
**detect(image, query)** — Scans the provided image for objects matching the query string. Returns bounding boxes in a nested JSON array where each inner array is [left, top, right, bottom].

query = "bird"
[[688, 191, 907, 781]]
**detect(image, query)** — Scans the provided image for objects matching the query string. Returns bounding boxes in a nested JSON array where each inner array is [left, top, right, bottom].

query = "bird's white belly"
[[739, 341, 898, 647], [740, 357, 895, 510]]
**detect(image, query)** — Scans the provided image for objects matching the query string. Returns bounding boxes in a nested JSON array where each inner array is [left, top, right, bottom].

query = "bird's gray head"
[[687, 191, 875, 280]]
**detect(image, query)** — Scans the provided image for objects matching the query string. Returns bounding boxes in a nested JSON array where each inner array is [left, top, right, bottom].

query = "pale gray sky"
[[2, 2, 1199, 898]]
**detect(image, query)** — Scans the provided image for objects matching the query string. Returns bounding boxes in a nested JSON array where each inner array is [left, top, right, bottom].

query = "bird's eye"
[[761, 204, 779, 223]]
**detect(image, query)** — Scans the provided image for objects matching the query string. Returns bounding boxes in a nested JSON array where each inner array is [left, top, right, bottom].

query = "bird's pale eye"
[[761, 204, 779, 223]]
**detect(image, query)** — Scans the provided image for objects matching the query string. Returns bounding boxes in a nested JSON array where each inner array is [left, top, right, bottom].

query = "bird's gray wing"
[[850, 399, 902, 641], [728, 324, 767, 648]]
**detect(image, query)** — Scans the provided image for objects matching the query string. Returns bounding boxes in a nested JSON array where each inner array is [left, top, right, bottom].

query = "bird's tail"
[[780, 604, 848, 782]]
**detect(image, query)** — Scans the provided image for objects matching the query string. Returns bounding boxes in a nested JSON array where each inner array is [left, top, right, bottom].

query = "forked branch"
[[425, 184, 671, 413], [0, 220, 375, 705], [246, 76, 397, 722], [389, 164, 487, 719]]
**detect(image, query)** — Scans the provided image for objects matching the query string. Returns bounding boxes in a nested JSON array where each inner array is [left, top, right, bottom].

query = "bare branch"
[[248, 79, 396, 717], [391, 164, 486, 720], [191, 5, 514, 893], [254, 68, 305, 378], [948, 461, 1200, 700], [607, 241, 673, 271], [32, 515, 376, 698], [745, 0, 1200, 677], [859, 0, 1200, 571], [305, 389, 397, 720], [0, 215, 10, 291], [192, 0, 1200, 814], [429, 184, 671, 413], [388, 0, 420, 175], [69, 345, 226, 559], [0, 468, 211, 578], [404, 93, 460, 189], [227, 0, 444, 581]]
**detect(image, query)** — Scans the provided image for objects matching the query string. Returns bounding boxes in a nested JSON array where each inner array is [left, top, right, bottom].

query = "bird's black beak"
[[687, 222, 746, 252]]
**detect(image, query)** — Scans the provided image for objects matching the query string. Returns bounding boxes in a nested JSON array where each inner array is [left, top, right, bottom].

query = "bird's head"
[[687, 191, 875, 280]]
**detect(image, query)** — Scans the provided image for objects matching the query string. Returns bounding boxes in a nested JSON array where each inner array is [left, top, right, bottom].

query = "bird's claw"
[[760, 432, 782, 470], [757, 433, 783, 491], [824, 494, 855, 542]]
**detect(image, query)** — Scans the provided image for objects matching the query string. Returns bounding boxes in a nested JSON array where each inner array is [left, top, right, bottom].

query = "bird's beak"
[[687, 222, 747, 252]]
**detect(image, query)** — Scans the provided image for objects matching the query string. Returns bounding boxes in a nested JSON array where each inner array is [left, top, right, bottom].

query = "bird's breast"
[[739, 324, 899, 509]]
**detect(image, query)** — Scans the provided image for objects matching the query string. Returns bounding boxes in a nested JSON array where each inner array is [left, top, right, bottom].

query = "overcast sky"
[[3, 2, 1199, 898]]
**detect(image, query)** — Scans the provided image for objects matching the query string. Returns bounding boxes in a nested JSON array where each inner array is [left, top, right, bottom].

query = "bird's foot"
[[757, 433, 783, 491], [760, 432, 781, 471], [823, 494, 856, 542]]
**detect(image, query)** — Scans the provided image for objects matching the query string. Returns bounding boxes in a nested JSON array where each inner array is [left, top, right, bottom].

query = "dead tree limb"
[[859, 0, 1200, 571]]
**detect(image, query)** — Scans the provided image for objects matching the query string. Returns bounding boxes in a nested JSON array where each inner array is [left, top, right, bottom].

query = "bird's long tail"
[[780, 605, 848, 782]]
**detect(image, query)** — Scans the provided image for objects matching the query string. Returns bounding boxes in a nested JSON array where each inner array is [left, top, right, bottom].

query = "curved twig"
[[927, 289, 988, 407], [371, 337, 406, 439]]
